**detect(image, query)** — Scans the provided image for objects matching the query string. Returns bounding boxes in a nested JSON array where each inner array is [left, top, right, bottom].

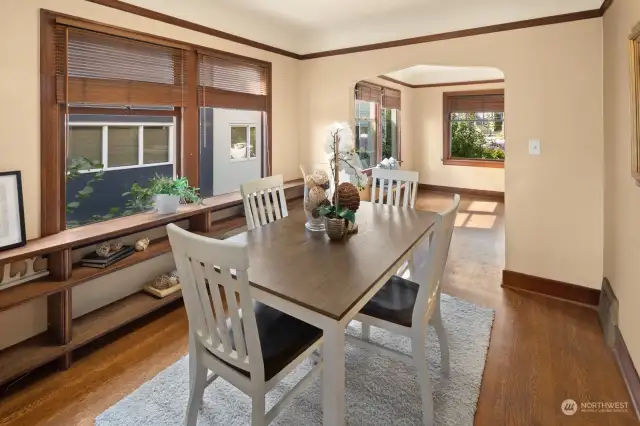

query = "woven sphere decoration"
[[169, 276, 179, 286], [110, 241, 123, 252], [308, 186, 327, 209], [96, 243, 111, 258], [170, 270, 179, 279], [334, 182, 360, 212], [153, 274, 172, 290], [311, 170, 330, 186], [305, 174, 317, 189]]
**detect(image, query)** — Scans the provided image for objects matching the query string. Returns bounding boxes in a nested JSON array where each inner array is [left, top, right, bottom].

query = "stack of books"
[[81, 246, 135, 269]]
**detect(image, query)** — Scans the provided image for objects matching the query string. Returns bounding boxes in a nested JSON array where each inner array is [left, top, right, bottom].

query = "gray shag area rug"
[[96, 294, 494, 426]]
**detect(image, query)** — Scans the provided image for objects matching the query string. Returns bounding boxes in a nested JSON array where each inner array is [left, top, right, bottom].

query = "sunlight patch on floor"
[[455, 212, 497, 229], [467, 201, 498, 213]]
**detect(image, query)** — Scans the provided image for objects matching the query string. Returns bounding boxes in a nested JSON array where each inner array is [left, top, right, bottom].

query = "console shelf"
[[0, 237, 172, 312], [0, 181, 303, 388], [0, 290, 182, 386]]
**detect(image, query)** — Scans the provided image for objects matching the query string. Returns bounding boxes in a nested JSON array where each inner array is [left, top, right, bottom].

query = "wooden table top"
[[226, 202, 438, 320]]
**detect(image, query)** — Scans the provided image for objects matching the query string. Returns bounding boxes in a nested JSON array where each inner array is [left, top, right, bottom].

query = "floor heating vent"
[[598, 277, 619, 348]]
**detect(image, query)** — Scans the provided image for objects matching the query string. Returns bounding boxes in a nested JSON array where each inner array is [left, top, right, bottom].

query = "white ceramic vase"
[[155, 194, 180, 214]]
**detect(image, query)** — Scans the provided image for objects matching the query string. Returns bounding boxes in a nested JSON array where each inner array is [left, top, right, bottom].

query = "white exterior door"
[[212, 109, 262, 196]]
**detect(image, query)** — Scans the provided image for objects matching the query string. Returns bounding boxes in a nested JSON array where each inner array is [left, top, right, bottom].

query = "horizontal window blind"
[[355, 82, 382, 103], [382, 88, 401, 110], [198, 53, 268, 111], [446, 93, 504, 112], [55, 26, 187, 106]]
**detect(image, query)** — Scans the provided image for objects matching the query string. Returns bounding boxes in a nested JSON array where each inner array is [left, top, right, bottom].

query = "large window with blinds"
[[41, 11, 273, 232], [443, 89, 505, 168], [354, 81, 401, 168], [197, 50, 270, 197], [53, 21, 185, 228]]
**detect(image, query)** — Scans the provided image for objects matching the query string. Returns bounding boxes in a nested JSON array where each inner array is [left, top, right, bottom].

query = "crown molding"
[[600, 0, 615, 16], [378, 75, 505, 89], [86, 0, 611, 61], [84, 0, 303, 59]]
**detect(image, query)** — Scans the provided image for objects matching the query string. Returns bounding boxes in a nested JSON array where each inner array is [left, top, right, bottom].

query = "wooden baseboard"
[[418, 183, 504, 201], [614, 327, 640, 419], [502, 270, 600, 306]]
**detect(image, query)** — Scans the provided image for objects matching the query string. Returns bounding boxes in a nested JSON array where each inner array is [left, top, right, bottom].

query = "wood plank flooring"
[[0, 192, 637, 426]]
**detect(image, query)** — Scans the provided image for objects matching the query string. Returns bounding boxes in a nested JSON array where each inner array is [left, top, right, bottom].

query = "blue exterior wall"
[[66, 164, 173, 225]]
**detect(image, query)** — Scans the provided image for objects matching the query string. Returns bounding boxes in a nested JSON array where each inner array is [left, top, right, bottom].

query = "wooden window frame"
[[67, 120, 177, 172], [197, 47, 272, 178], [354, 81, 402, 167], [40, 10, 272, 235], [629, 22, 640, 185], [442, 89, 505, 169]]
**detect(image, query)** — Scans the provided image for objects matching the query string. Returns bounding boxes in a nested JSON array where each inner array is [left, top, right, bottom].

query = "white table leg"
[[322, 324, 346, 426]]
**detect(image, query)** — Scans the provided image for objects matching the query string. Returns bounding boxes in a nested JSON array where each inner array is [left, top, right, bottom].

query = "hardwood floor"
[[0, 192, 637, 425]]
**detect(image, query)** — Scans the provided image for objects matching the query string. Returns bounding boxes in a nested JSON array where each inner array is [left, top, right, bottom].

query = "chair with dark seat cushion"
[[347, 194, 460, 426], [167, 224, 323, 426], [360, 275, 420, 328], [224, 302, 322, 381]]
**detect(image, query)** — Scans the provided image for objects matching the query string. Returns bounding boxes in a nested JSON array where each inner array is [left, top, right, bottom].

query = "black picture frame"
[[0, 170, 27, 252]]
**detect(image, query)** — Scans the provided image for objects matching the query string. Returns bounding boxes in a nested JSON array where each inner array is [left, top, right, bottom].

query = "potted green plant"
[[124, 175, 201, 215]]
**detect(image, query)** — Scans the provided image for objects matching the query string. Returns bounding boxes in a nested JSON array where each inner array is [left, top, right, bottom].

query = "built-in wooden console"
[[0, 180, 303, 387]]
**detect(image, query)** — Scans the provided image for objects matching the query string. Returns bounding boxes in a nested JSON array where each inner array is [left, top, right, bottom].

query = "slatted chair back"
[[411, 195, 460, 325], [167, 224, 265, 382], [241, 175, 288, 231], [371, 168, 419, 208]]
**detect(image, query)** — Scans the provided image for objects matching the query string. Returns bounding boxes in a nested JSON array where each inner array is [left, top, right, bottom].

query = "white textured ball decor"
[[308, 186, 327, 210], [311, 170, 330, 187]]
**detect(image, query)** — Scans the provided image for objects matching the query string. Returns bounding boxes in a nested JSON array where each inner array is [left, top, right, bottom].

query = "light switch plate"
[[529, 139, 541, 155]]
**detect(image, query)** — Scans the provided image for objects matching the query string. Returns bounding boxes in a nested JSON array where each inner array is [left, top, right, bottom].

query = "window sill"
[[443, 158, 504, 169], [0, 179, 304, 265]]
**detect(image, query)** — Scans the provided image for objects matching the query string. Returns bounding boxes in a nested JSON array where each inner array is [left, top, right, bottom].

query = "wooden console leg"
[[57, 352, 72, 370], [189, 211, 212, 233], [47, 249, 73, 370]]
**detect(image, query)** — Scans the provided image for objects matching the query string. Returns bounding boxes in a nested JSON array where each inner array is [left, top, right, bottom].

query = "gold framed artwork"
[[629, 23, 640, 185]]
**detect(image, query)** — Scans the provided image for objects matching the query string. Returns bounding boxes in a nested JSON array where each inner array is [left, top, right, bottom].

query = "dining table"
[[226, 201, 438, 425]]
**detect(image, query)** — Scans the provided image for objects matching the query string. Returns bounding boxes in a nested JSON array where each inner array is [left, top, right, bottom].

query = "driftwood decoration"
[[0, 256, 50, 290]]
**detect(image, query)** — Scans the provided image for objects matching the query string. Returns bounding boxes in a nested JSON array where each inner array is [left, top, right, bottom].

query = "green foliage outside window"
[[450, 119, 505, 160], [382, 109, 393, 159]]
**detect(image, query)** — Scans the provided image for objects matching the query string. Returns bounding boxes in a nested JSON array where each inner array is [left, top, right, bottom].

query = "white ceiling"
[[123, 0, 604, 54], [216, 0, 444, 28], [384, 65, 505, 86]]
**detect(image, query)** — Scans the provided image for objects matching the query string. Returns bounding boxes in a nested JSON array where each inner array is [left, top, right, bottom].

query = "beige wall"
[[0, 0, 301, 240], [412, 82, 505, 192], [0, 0, 300, 349], [603, 0, 640, 370], [299, 19, 604, 289]]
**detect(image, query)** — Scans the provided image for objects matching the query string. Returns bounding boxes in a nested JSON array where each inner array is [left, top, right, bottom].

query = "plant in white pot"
[[124, 175, 201, 215]]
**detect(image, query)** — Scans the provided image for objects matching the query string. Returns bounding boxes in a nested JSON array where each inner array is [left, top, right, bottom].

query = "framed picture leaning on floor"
[[0, 171, 26, 252]]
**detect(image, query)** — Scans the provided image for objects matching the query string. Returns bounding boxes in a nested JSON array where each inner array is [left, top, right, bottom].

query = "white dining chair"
[[371, 168, 419, 208], [240, 175, 288, 231], [167, 224, 323, 426], [347, 195, 460, 426]]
